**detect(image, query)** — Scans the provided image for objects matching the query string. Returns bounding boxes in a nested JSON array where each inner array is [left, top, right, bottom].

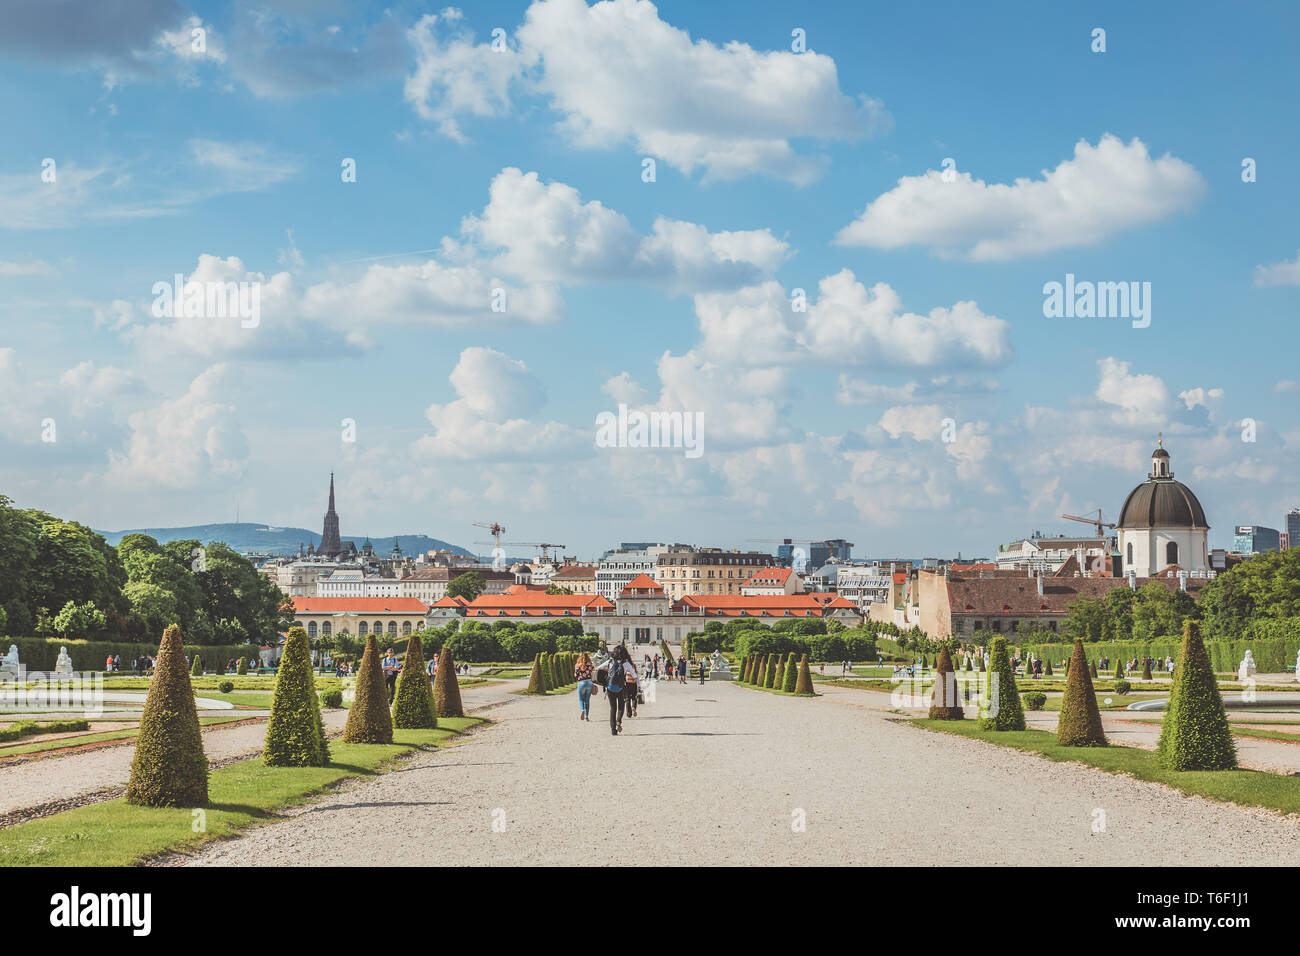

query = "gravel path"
[[186, 677, 1300, 867]]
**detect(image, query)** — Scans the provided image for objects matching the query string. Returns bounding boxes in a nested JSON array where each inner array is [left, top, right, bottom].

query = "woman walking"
[[598, 645, 632, 735], [575, 652, 595, 721], [623, 653, 639, 718]]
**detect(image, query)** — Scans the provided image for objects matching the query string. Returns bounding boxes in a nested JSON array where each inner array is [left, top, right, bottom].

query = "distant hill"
[[95, 522, 474, 558]]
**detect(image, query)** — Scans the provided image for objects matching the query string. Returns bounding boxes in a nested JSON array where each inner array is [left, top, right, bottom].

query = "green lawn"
[[0, 718, 484, 866], [1039, 693, 1158, 712], [912, 718, 1300, 816]]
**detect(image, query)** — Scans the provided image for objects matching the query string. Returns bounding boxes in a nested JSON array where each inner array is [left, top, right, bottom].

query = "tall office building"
[[1232, 525, 1280, 555], [1286, 509, 1300, 550]]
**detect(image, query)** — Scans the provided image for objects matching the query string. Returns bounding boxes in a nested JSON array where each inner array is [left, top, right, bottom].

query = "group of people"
[[576, 646, 640, 734], [638, 652, 690, 683]]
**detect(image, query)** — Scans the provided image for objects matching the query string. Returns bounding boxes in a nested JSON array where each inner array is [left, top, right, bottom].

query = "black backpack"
[[608, 660, 625, 693]]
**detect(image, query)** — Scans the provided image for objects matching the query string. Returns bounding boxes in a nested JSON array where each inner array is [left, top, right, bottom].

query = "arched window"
[[322, 621, 331, 636], [1126, 542, 1133, 565], [358, 622, 368, 636], [307, 621, 318, 639], [387, 621, 398, 636], [1166, 541, 1178, 566], [373, 621, 383, 635], [401, 621, 412, 635]]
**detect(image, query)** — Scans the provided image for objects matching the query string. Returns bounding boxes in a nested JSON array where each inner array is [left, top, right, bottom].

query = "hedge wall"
[[1019, 619, 1300, 673], [0, 637, 258, 672]]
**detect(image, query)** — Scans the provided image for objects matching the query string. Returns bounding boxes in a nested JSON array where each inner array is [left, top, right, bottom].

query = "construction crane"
[[1059, 510, 1117, 536], [472, 540, 568, 564], [472, 521, 507, 553]]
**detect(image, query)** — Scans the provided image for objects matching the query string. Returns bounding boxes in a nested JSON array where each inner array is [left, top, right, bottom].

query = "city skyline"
[[2, 0, 1298, 558]]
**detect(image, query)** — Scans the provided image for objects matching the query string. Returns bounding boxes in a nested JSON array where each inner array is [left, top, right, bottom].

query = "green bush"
[[1142, 659, 1153, 680], [928, 647, 963, 720], [0, 718, 89, 742], [264, 627, 330, 766], [1057, 640, 1107, 746], [1115, 680, 1132, 695], [218, 680, 234, 694], [978, 637, 1024, 731], [236, 657, 249, 675], [1158, 620, 1236, 770], [434, 647, 465, 718], [392, 625, 437, 730], [320, 689, 343, 708], [0, 637, 256, 673], [524, 653, 546, 694], [794, 654, 815, 696], [1022, 691, 1047, 710], [190, 654, 203, 676], [342, 636, 393, 744], [126, 624, 208, 807], [781, 654, 798, 692]]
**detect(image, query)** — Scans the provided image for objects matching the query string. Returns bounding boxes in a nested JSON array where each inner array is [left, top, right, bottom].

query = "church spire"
[[328, 472, 336, 511], [319, 473, 342, 557]]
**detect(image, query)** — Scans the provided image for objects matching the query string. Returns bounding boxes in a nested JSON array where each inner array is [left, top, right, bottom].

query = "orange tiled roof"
[[620, 573, 664, 595], [742, 567, 792, 586]]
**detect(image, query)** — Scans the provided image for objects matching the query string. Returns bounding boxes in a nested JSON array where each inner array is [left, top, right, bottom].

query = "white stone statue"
[[1238, 649, 1257, 681], [0, 644, 19, 676], [54, 646, 74, 675], [709, 650, 733, 679]]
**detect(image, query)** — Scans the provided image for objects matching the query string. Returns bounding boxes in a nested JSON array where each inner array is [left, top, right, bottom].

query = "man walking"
[[382, 647, 400, 703]]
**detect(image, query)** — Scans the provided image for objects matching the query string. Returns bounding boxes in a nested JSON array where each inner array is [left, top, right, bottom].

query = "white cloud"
[[105, 364, 248, 489], [1178, 386, 1223, 411], [406, 0, 886, 183], [835, 135, 1204, 260], [1253, 250, 1300, 287], [404, 9, 524, 142], [693, 270, 1012, 369], [835, 374, 999, 405], [601, 372, 649, 405], [0, 259, 57, 277], [413, 347, 588, 461], [460, 168, 787, 291], [188, 139, 297, 191], [1274, 379, 1300, 394]]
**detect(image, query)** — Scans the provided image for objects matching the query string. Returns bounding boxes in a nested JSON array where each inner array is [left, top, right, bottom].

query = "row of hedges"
[[1018, 631, 1300, 673], [732, 628, 878, 663], [0, 637, 258, 672]]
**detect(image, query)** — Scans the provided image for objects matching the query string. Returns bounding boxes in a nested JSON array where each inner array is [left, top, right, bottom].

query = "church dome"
[[1117, 442, 1208, 530]]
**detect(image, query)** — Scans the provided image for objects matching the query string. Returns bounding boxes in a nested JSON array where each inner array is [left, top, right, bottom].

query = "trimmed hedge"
[[125, 625, 208, 807], [0, 637, 258, 673], [794, 654, 815, 696], [0, 718, 89, 742], [1022, 691, 1047, 710], [979, 637, 1024, 731], [928, 646, 963, 720], [434, 647, 465, 718], [342, 636, 393, 744], [392, 625, 436, 730], [264, 627, 330, 766], [1057, 640, 1107, 747], [1158, 620, 1236, 771]]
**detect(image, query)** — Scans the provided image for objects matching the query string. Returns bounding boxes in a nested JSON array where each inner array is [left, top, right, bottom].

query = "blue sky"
[[1, 0, 1298, 559]]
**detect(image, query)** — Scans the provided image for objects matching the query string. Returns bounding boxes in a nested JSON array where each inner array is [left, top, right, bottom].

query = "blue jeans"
[[577, 679, 593, 715]]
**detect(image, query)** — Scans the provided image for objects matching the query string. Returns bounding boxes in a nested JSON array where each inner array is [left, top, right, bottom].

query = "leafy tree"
[[446, 571, 486, 602], [52, 600, 107, 639]]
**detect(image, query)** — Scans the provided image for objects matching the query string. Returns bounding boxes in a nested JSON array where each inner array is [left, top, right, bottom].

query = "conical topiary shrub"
[[264, 626, 330, 766], [1043, 659, 1053, 677], [1089, 659, 1098, 679], [1142, 658, 1153, 681], [978, 637, 1025, 731], [342, 635, 393, 744], [781, 654, 798, 692], [1158, 620, 1236, 770], [237, 656, 249, 675], [548, 652, 560, 688], [928, 646, 963, 719], [434, 647, 464, 718], [525, 653, 545, 694], [1058, 639, 1106, 746], [1115, 659, 1124, 680], [739, 655, 751, 683], [764, 654, 779, 688], [392, 631, 436, 729], [190, 653, 202, 676], [794, 654, 815, 696], [126, 624, 208, 807]]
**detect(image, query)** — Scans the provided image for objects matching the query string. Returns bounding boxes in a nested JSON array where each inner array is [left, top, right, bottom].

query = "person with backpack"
[[597, 644, 632, 735], [623, 653, 639, 718]]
